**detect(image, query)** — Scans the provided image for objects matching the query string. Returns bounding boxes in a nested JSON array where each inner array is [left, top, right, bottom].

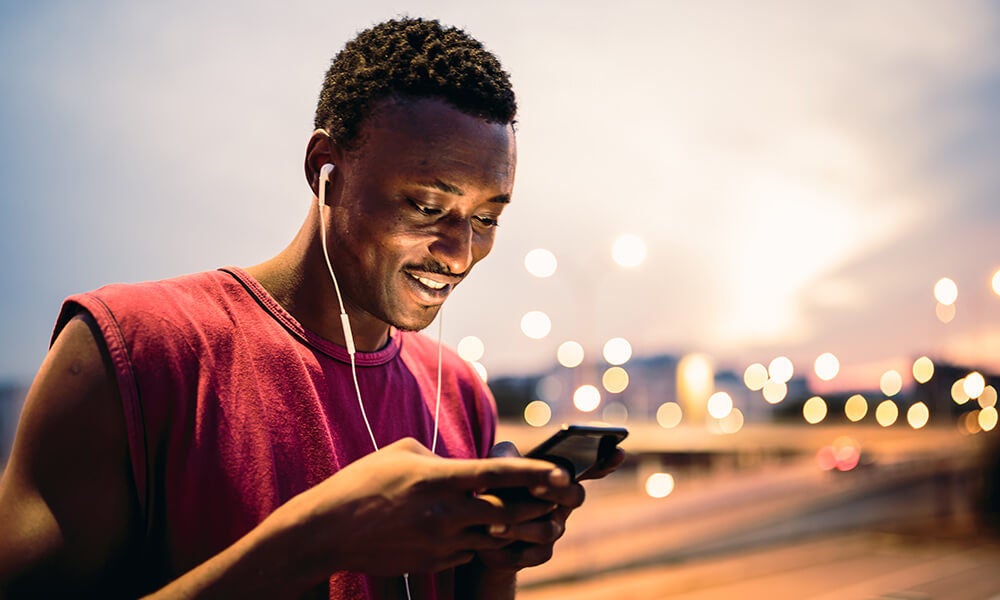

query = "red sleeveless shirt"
[[53, 267, 497, 598]]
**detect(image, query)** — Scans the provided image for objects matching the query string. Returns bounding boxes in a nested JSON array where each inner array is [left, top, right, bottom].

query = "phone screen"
[[527, 425, 628, 480]]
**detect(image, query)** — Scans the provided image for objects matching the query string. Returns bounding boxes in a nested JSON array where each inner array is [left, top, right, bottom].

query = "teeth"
[[412, 274, 447, 290]]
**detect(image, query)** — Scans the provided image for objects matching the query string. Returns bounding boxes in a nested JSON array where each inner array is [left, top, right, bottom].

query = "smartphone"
[[523, 424, 629, 481]]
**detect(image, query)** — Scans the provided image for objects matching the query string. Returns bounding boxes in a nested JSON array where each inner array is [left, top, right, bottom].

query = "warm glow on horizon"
[[611, 234, 647, 268], [677, 353, 714, 422], [934, 277, 958, 305], [993, 269, 1000, 297], [814, 353, 840, 381], [557, 341, 585, 368], [524, 248, 558, 278]]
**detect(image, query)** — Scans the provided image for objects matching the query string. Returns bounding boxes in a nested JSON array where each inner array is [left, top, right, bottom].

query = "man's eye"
[[407, 198, 442, 216], [474, 215, 500, 228]]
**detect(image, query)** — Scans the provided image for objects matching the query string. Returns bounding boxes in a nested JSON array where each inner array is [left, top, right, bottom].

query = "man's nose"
[[429, 217, 474, 275]]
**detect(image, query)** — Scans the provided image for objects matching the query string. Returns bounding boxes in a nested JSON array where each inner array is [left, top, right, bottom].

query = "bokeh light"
[[536, 375, 562, 402], [936, 302, 956, 323], [907, 402, 930, 429], [520, 310, 552, 339], [993, 268, 1000, 297], [645, 472, 675, 499], [879, 370, 903, 397], [964, 411, 982, 435], [744, 363, 768, 391], [471, 361, 488, 383], [952, 378, 970, 404], [602, 401, 628, 424], [456, 335, 485, 362], [524, 248, 558, 278], [656, 402, 683, 428], [845, 394, 868, 422], [803, 396, 828, 425], [979, 386, 997, 409], [875, 400, 899, 427], [556, 341, 585, 368], [814, 353, 840, 381], [603, 337, 633, 366], [964, 371, 986, 399], [707, 392, 734, 419], [611, 233, 647, 268], [912, 356, 934, 384], [762, 380, 788, 404], [768, 356, 794, 384], [934, 277, 958, 305], [719, 408, 744, 434], [523, 400, 552, 427], [573, 385, 601, 412], [981, 406, 998, 432], [602, 367, 630, 394], [677, 353, 714, 422]]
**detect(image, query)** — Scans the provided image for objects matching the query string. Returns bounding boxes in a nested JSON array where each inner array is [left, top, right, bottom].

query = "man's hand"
[[263, 438, 571, 582], [473, 441, 626, 571]]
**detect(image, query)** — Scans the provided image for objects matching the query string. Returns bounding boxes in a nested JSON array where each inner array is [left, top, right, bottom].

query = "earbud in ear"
[[319, 163, 335, 184], [318, 163, 335, 207]]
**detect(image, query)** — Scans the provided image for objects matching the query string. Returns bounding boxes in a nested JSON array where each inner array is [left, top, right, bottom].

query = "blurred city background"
[[3, 1, 1000, 598]]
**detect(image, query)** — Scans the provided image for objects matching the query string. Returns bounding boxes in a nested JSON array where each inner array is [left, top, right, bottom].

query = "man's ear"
[[304, 129, 344, 199]]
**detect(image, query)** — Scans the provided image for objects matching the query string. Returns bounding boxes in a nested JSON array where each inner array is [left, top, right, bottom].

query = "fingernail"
[[549, 468, 570, 486], [531, 486, 548, 496], [489, 524, 508, 536]]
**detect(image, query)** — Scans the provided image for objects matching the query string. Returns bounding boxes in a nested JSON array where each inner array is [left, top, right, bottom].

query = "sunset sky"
[[2, 1, 999, 394]]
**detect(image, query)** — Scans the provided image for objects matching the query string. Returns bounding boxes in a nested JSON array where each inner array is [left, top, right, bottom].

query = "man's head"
[[314, 17, 516, 151], [308, 19, 517, 336]]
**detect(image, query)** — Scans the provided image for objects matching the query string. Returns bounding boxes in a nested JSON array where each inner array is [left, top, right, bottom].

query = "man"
[[0, 17, 622, 599]]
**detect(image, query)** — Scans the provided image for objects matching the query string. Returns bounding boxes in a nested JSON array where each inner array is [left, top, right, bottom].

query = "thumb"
[[488, 440, 522, 459]]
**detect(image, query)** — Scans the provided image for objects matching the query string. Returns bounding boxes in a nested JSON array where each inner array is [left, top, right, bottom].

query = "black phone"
[[523, 424, 629, 481]]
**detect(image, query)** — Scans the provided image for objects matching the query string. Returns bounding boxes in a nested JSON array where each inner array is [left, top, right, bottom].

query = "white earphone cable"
[[318, 167, 444, 599]]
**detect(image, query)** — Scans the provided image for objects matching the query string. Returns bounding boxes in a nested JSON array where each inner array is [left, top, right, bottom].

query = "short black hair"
[[314, 17, 516, 150]]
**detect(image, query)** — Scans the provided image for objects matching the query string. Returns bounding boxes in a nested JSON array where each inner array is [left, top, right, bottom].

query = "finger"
[[489, 515, 566, 545], [528, 481, 585, 510], [463, 492, 557, 526], [579, 448, 627, 481], [442, 456, 570, 491], [488, 440, 522, 458], [481, 541, 555, 570]]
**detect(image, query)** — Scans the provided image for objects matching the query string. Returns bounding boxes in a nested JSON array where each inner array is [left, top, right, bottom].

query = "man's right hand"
[[258, 438, 570, 582]]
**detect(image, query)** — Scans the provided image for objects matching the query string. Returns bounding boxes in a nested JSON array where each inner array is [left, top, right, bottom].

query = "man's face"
[[326, 97, 516, 332]]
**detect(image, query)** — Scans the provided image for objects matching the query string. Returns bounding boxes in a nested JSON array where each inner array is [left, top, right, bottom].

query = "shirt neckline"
[[219, 266, 402, 366]]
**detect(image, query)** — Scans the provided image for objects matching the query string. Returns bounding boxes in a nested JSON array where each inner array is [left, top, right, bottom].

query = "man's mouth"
[[411, 273, 447, 290]]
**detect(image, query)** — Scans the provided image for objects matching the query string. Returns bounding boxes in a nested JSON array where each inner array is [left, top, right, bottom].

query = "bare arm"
[[0, 314, 140, 596], [0, 315, 570, 597]]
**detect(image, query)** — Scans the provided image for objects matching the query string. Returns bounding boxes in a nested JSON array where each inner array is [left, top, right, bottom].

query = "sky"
[[2, 0, 999, 394]]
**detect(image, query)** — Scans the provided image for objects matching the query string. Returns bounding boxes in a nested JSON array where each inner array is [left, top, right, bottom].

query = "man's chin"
[[388, 305, 442, 332]]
